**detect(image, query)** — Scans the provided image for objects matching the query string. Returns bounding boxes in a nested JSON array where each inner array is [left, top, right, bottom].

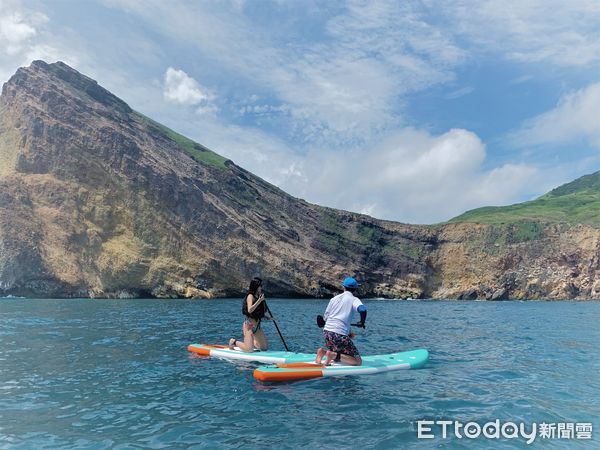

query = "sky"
[[1, 0, 599, 224]]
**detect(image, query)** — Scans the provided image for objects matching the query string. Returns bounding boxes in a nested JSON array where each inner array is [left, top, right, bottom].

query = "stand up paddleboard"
[[187, 343, 318, 364], [253, 349, 429, 382]]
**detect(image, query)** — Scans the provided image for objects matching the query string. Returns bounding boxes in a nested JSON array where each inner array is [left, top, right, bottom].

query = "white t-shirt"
[[323, 291, 363, 336]]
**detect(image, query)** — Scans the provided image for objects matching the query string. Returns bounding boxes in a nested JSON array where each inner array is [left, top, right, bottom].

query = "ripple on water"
[[0, 298, 599, 448]]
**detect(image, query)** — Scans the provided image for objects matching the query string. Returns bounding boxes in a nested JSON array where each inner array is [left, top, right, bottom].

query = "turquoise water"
[[1, 298, 599, 449]]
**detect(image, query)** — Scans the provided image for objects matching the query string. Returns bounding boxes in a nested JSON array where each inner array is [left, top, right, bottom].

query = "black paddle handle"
[[265, 303, 290, 352]]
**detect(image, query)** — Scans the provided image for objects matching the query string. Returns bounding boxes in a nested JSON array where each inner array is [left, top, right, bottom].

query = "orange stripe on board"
[[187, 345, 211, 356], [253, 368, 324, 382]]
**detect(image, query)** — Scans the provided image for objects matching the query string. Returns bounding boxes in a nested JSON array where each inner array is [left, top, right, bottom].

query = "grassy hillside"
[[449, 171, 600, 227], [136, 113, 229, 169]]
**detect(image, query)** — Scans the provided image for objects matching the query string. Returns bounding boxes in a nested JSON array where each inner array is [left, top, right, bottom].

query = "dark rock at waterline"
[[490, 288, 508, 301], [458, 289, 479, 300]]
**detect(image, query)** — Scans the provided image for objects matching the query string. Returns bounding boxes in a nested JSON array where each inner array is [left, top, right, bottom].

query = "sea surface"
[[1, 298, 599, 449]]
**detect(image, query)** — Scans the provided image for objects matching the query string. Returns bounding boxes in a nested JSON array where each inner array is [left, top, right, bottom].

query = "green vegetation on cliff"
[[137, 113, 229, 169], [449, 171, 600, 227]]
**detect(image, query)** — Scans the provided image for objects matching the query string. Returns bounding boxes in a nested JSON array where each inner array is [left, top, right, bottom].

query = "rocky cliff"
[[0, 61, 598, 299]]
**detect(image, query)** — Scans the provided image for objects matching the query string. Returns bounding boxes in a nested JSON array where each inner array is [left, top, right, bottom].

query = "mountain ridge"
[[449, 170, 600, 226], [0, 61, 598, 300]]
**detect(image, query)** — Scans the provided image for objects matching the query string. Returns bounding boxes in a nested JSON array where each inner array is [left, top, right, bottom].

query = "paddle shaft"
[[265, 303, 290, 351]]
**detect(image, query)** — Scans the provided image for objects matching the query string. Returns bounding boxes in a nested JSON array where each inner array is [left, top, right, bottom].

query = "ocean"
[[1, 298, 599, 449]]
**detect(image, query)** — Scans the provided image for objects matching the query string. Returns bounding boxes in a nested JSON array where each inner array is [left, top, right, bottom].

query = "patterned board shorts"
[[323, 330, 360, 357]]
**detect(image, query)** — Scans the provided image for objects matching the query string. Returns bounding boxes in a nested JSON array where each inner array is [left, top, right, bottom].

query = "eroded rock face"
[[0, 61, 598, 299], [424, 222, 600, 300]]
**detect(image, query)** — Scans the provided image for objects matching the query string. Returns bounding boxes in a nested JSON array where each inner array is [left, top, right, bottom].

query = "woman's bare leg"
[[253, 327, 268, 351], [234, 321, 255, 352]]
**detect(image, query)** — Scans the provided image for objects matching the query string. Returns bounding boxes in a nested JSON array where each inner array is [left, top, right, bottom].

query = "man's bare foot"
[[324, 350, 337, 366], [315, 347, 326, 364], [228, 338, 236, 350]]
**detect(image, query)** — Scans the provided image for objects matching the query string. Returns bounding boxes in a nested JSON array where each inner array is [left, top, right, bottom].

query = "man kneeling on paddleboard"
[[315, 277, 367, 366]]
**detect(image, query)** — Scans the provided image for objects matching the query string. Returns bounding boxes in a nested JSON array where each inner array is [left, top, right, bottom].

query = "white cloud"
[[0, 14, 35, 55], [0, 0, 78, 85], [438, 0, 600, 67], [266, 127, 541, 223], [239, 103, 290, 116], [163, 67, 215, 110], [104, 0, 466, 146], [0, 0, 45, 82], [513, 82, 600, 148], [24, 43, 79, 68], [0, 1, 46, 55], [268, 0, 466, 145]]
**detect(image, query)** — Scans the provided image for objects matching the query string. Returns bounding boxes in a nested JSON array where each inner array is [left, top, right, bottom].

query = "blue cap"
[[342, 277, 359, 289]]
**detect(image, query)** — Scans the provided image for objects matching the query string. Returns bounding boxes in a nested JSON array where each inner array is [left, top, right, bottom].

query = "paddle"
[[264, 302, 290, 352]]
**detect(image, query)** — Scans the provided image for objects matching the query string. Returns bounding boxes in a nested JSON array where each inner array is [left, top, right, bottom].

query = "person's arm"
[[357, 305, 367, 326], [247, 293, 265, 314], [353, 299, 367, 327]]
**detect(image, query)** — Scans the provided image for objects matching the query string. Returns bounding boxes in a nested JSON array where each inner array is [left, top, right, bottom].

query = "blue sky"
[[1, 0, 599, 223]]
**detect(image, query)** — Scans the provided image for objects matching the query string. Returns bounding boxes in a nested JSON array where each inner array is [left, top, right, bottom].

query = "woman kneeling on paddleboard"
[[229, 277, 268, 352], [315, 277, 367, 366]]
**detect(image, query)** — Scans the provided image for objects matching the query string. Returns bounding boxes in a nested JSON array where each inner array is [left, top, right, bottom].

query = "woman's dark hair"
[[248, 277, 263, 295]]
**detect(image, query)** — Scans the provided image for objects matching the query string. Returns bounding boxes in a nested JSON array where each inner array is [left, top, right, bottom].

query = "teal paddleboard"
[[253, 349, 429, 382]]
